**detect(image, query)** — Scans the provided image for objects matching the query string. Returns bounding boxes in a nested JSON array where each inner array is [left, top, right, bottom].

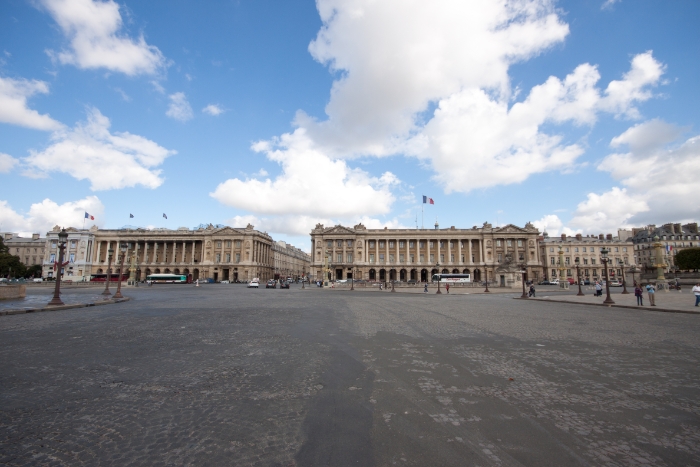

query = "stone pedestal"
[[559, 281, 569, 290]]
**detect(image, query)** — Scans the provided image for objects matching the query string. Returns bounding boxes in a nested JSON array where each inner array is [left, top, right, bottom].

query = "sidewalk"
[[0, 292, 130, 316], [529, 288, 699, 314]]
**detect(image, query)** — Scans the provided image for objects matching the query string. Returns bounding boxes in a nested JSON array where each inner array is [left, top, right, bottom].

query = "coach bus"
[[146, 273, 189, 284], [431, 273, 471, 283], [90, 273, 129, 282]]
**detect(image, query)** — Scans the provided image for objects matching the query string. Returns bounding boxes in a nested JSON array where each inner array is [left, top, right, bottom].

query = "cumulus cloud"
[[24, 107, 176, 190], [166, 92, 193, 122], [202, 104, 224, 116], [532, 214, 579, 237], [538, 119, 700, 234], [0, 153, 19, 173], [41, 0, 166, 76], [0, 76, 64, 130], [211, 129, 399, 217], [0, 196, 105, 235]]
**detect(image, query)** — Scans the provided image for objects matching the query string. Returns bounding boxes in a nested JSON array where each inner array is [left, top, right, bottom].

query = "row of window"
[[215, 253, 242, 263], [547, 246, 628, 253], [366, 253, 477, 264], [549, 257, 629, 265], [551, 268, 623, 277], [367, 240, 483, 249], [215, 240, 242, 248], [636, 242, 693, 249], [641, 235, 699, 241]]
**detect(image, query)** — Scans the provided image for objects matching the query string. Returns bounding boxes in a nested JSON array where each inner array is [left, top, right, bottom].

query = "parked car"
[[567, 278, 575, 285], [220, 280, 230, 284], [279, 281, 290, 289], [33, 278, 43, 283], [266, 280, 277, 289], [609, 279, 622, 287], [583, 278, 591, 285], [550, 279, 560, 285], [248, 279, 259, 288], [538, 279, 551, 285]]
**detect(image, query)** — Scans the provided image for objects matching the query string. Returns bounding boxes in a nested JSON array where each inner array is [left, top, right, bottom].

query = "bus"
[[146, 274, 189, 284], [90, 273, 129, 282], [431, 273, 471, 283]]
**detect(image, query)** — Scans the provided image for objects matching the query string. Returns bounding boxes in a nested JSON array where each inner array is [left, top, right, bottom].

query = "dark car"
[[279, 281, 290, 289], [583, 278, 591, 285], [538, 280, 551, 285], [266, 280, 277, 289]]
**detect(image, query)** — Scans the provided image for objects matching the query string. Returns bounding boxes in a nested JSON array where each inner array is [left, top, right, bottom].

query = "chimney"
[[598, 234, 604, 240], [4, 233, 13, 240], [576, 233, 582, 240], [674, 223, 682, 234], [683, 222, 698, 233], [32, 233, 40, 240], [606, 234, 613, 240], [561, 233, 566, 240]]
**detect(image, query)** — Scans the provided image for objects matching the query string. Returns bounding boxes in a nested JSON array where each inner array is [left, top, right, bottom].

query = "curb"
[[522, 297, 700, 315], [0, 297, 131, 316]]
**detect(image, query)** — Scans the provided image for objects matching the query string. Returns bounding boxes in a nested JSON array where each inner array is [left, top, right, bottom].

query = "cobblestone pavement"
[[1, 286, 698, 466]]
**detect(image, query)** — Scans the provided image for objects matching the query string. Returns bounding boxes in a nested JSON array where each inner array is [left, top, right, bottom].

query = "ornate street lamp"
[[48, 229, 68, 306], [574, 257, 584, 296], [113, 243, 128, 299], [435, 262, 442, 294], [520, 263, 528, 299], [618, 259, 629, 294], [102, 246, 114, 296], [484, 268, 490, 293], [391, 270, 396, 293], [601, 247, 615, 305]]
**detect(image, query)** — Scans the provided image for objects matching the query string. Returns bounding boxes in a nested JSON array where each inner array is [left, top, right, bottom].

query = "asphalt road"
[[1, 285, 699, 466]]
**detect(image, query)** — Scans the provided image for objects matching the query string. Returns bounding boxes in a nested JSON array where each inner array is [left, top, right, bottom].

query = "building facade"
[[539, 233, 636, 282], [1, 232, 46, 268], [309, 222, 541, 286], [272, 240, 310, 280], [631, 223, 699, 272], [42, 223, 308, 282]]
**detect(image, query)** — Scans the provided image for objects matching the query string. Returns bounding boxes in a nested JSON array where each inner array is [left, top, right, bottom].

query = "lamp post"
[[102, 246, 114, 296], [435, 262, 442, 294], [127, 245, 138, 287], [350, 267, 355, 291], [48, 229, 68, 306], [601, 247, 615, 305], [391, 270, 396, 293], [113, 243, 128, 299], [484, 268, 490, 293], [575, 257, 584, 296], [519, 263, 528, 299], [618, 259, 629, 294]]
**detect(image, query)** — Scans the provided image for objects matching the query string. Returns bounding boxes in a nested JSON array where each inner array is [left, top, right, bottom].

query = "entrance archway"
[[473, 269, 481, 282], [420, 269, 428, 282], [389, 269, 396, 281], [410, 269, 417, 281], [452, 268, 459, 273], [369, 269, 376, 280], [379, 269, 386, 281], [399, 269, 407, 281], [463, 268, 470, 275], [442, 268, 449, 274], [193, 269, 199, 280]]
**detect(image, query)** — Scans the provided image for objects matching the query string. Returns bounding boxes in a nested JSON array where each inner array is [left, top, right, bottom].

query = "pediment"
[[212, 226, 244, 236], [494, 224, 529, 234], [323, 225, 357, 235]]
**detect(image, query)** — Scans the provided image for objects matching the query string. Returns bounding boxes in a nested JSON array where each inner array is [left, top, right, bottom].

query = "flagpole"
[[421, 201, 424, 229]]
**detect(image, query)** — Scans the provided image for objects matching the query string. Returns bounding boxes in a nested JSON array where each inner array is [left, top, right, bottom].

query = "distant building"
[[539, 233, 636, 282], [42, 223, 310, 282], [631, 223, 700, 272], [1, 232, 45, 268], [272, 241, 311, 280]]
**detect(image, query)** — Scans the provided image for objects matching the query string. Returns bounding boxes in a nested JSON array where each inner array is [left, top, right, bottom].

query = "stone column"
[[191, 241, 196, 263], [95, 241, 102, 264], [447, 240, 452, 264], [469, 239, 473, 264], [437, 239, 441, 265], [153, 242, 159, 263], [458, 239, 462, 265], [182, 241, 186, 263]]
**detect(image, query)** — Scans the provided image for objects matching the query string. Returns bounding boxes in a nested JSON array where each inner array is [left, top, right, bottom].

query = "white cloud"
[[601, 0, 621, 10], [0, 196, 105, 235], [24, 107, 176, 190], [599, 51, 665, 119], [166, 92, 193, 122], [532, 214, 579, 237], [539, 119, 700, 234], [202, 104, 224, 116], [150, 80, 165, 94], [0, 153, 19, 173], [41, 0, 166, 76], [0, 76, 64, 130], [114, 87, 131, 102], [211, 129, 399, 217]]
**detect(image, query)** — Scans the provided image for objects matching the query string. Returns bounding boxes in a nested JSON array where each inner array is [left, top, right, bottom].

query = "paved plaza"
[[1, 285, 699, 466]]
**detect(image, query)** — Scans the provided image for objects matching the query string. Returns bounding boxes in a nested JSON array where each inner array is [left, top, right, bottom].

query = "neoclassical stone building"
[[42, 223, 305, 282], [2, 232, 45, 268], [272, 240, 310, 280], [310, 222, 541, 286]]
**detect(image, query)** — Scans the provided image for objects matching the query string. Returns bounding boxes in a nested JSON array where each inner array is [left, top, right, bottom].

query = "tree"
[[0, 253, 27, 278], [0, 236, 8, 254], [25, 264, 42, 278], [675, 248, 700, 271]]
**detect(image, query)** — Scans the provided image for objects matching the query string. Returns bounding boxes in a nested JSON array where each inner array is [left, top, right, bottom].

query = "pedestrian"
[[595, 281, 602, 297], [529, 284, 536, 297], [675, 278, 681, 292], [445, 283, 450, 294], [646, 283, 656, 306], [424, 283, 428, 293], [379, 283, 383, 290], [634, 284, 644, 306], [693, 283, 700, 307]]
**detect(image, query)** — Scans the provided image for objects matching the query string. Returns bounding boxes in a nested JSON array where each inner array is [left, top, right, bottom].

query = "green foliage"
[[0, 253, 27, 278], [0, 237, 7, 254], [24, 264, 42, 278], [675, 248, 700, 271]]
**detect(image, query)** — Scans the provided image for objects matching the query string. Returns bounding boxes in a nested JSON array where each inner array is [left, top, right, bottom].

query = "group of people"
[[633, 283, 656, 306]]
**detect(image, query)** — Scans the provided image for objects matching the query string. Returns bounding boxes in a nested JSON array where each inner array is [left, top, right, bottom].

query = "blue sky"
[[1, 0, 699, 252]]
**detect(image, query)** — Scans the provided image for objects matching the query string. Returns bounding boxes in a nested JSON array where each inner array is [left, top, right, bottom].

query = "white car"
[[220, 280, 230, 284], [33, 278, 43, 283], [550, 279, 560, 285], [247, 279, 259, 288]]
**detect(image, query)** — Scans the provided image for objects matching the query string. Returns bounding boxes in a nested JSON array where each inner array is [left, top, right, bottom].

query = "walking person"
[[595, 281, 602, 297], [424, 282, 428, 293], [646, 283, 656, 306], [529, 284, 536, 297], [693, 283, 700, 307], [675, 278, 681, 292], [634, 284, 644, 306], [445, 283, 450, 294]]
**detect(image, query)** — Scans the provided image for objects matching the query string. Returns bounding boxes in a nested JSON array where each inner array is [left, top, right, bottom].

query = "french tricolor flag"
[[84, 212, 94, 220], [422, 195, 434, 205]]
